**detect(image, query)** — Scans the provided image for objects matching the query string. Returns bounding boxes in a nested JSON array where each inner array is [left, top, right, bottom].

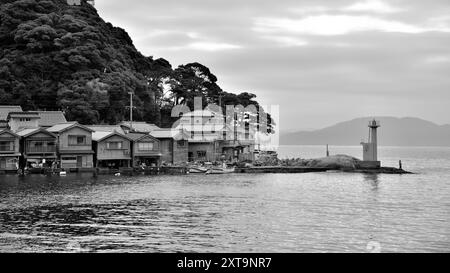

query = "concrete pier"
[[235, 166, 330, 174]]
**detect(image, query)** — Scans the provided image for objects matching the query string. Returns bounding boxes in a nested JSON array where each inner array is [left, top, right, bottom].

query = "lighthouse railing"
[[369, 120, 380, 127]]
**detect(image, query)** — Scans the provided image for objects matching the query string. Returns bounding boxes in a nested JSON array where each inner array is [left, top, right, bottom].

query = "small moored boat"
[[188, 166, 208, 174], [205, 167, 235, 175]]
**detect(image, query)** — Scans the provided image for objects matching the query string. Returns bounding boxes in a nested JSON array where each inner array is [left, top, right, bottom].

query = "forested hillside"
[[0, 0, 269, 128]]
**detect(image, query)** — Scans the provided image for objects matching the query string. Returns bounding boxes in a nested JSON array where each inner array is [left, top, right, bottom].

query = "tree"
[[0, 0, 274, 133]]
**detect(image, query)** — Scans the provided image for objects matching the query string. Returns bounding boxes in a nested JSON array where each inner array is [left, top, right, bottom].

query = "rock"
[[306, 155, 361, 170], [253, 153, 412, 174]]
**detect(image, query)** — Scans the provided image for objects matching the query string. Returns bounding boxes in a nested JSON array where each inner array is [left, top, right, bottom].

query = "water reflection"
[[363, 173, 380, 190], [0, 193, 225, 252], [0, 160, 449, 253]]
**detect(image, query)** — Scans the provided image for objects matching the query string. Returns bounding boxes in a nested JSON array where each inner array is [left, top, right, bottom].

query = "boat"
[[188, 166, 208, 174], [205, 167, 236, 175]]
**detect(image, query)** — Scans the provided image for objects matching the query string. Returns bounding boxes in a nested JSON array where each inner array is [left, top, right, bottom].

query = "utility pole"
[[128, 92, 134, 132]]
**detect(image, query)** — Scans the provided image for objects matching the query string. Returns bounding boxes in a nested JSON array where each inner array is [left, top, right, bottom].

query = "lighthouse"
[[361, 120, 381, 168]]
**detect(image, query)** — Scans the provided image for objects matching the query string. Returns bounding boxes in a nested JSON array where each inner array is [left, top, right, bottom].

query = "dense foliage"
[[0, 0, 273, 131]]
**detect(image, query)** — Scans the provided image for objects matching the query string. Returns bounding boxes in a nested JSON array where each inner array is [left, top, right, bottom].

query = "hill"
[[281, 117, 450, 146], [0, 0, 268, 128]]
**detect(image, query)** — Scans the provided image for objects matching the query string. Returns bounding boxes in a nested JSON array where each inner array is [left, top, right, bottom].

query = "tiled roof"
[[181, 110, 223, 117], [175, 124, 227, 132], [120, 122, 161, 133], [36, 111, 67, 127], [16, 128, 40, 137], [92, 131, 113, 141], [0, 108, 67, 127], [126, 133, 149, 141], [47, 122, 94, 133], [47, 122, 78, 133], [0, 129, 20, 138], [87, 125, 125, 134], [16, 128, 56, 138], [0, 106, 22, 121], [92, 131, 131, 142], [7, 112, 39, 118]]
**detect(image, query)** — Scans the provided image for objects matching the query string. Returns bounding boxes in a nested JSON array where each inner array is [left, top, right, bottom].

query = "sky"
[[95, 0, 450, 132]]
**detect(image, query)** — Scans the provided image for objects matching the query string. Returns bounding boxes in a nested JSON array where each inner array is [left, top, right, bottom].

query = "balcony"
[[222, 139, 255, 148], [0, 146, 15, 153], [27, 146, 56, 154]]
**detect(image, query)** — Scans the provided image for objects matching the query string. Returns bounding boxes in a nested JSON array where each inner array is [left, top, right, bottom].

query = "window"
[[0, 141, 14, 152], [107, 141, 123, 150], [33, 142, 43, 148], [138, 142, 154, 151], [6, 158, 17, 164], [69, 135, 87, 146], [19, 118, 31, 122], [177, 141, 185, 148]]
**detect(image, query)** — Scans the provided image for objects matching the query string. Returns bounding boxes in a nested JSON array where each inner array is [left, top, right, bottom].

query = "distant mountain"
[[281, 117, 450, 146]]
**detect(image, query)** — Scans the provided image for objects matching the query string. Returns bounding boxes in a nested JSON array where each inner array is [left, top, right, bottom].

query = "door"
[[77, 156, 83, 168], [0, 158, 5, 169]]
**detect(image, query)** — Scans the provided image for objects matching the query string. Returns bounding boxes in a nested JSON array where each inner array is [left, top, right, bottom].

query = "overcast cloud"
[[95, 0, 450, 131]]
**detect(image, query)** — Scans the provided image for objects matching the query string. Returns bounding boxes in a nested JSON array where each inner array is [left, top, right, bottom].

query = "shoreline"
[[0, 166, 412, 178]]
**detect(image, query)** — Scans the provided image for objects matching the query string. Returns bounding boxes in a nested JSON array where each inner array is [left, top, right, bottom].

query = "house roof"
[[16, 128, 56, 138], [0, 107, 67, 127], [87, 125, 125, 134], [126, 132, 160, 142], [120, 122, 161, 133], [7, 112, 40, 119], [16, 128, 39, 137], [175, 124, 227, 132], [0, 106, 22, 121], [0, 129, 20, 138], [181, 109, 223, 118], [150, 129, 189, 140], [47, 122, 77, 133], [92, 131, 132, 142], [47, 122, 94, 133], [36, 111, 67, 127]]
